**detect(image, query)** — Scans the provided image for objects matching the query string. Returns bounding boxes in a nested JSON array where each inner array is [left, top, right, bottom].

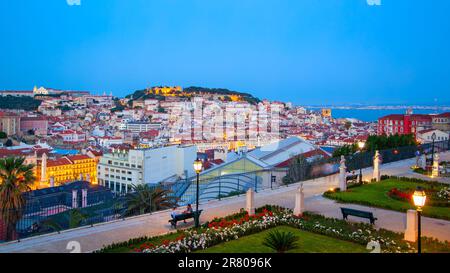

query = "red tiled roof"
[[379, 114, 404, 121], [139, 130, 159, 138], [410, 114, 432, 121], [20, 116, 48, 121], [0, 111, 19, 117], [0, 149, 29, 158], [87, 149, 103, 156], [211, 159, 225, 165], [47, 157, 72, 167], [417, 129, 439, 134], [434, 112, 450, 118], [66, 155, 91, 162]]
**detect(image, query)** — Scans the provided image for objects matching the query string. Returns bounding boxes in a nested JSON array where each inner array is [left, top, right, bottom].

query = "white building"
[[416, 129, 449, 144], [144, 99, 159, 111], [57, 130, 86, 143], [97, 145, 197, 193], [120, 120, 161, 133], [97, 136, 124, 148]]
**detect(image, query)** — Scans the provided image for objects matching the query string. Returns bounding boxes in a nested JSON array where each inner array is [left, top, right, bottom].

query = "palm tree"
[[125, 184, 178, 216], [67, 209, 89, 229], [0, 157, 35, 240], [263, 230, 299, 253], [40, 209, 89, 233]]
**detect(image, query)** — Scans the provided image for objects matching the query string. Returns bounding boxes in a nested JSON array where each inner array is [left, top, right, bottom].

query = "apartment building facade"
[[97, 145, 197, 193]]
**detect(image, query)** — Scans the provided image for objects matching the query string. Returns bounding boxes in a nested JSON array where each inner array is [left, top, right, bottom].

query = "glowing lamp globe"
[[358, 141, 365, 150], [193, 159, 203, 173], [413, 187, 427, 208]]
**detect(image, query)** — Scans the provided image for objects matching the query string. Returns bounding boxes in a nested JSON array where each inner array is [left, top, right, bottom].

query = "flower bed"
[[387, 187, 449, 207], [437, 187, 450, 200], [96, 205, 450, 253], [388, 188, 412, 201]]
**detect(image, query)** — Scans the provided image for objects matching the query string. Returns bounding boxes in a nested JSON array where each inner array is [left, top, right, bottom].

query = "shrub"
[[262, 230, 299, 253]]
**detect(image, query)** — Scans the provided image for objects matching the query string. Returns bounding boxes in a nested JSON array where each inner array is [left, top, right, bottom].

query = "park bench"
[[169, 210, 203, 228], [340, 207, 377, 224], [346, 174, 358, 183]]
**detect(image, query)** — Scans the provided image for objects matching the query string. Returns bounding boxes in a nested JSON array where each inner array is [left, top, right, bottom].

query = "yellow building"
[[321, 108, 332, 118], [151, 86, 182, 96], [37, 154, 97, 187]]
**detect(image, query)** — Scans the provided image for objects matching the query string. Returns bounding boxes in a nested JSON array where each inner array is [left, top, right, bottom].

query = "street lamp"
[[193, 158, 203, 228], [431, 132, 436, 172], [358, 141, 365, 184], [413, 187, 427, 254]]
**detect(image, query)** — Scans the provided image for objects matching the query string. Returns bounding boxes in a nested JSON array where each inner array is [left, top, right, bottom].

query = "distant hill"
[[125, 86, 260, 104]]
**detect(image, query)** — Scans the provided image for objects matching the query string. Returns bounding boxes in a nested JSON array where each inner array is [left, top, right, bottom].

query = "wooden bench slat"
[[340, 207, 377, 224]]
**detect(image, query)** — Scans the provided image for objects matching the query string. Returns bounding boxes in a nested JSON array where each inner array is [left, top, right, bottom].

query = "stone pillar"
[[404, 210, 418, 242], [432, 153, 440, 177], [246, 188, 255, 215], [339, 155, 347, 191], [72, 190, 78, 208], [373, 150, 381, 182], [49, 176, 55, 188], [82, 189, 88, 208], [293, 183, 305, 216], [86, 173, 91, 183], [419, 154, 426, 169], [79, 173, 83, 181], [41, 153, 47, 182]]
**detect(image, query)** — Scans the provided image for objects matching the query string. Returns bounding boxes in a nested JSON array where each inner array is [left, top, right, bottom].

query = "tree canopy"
[[0, 96, 41, 111]]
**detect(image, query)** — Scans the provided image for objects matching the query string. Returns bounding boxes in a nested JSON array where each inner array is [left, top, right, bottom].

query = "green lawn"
[[324, 179, 450, 220], [198, 226, 369, 253]]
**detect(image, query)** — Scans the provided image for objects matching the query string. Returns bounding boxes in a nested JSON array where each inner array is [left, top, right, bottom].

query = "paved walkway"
[[1, 153, 449, 253]]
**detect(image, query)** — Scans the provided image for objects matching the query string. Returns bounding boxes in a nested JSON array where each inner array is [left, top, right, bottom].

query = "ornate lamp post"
[[413, 187, 427, 254], [431, 132, 436, 171], [193, 158, 203, 228], [358, 141, 365, 184]]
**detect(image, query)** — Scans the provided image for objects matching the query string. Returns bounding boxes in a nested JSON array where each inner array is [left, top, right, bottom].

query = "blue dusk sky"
[[0, 0, 449, 105]]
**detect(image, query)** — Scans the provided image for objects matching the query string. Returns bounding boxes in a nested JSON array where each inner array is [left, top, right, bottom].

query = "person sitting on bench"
[[171, 207, 180, 219], [182, 204, 193, 223]]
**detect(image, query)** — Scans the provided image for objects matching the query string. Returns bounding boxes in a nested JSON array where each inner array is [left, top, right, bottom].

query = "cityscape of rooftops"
[[0, 0, 449, 264]]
